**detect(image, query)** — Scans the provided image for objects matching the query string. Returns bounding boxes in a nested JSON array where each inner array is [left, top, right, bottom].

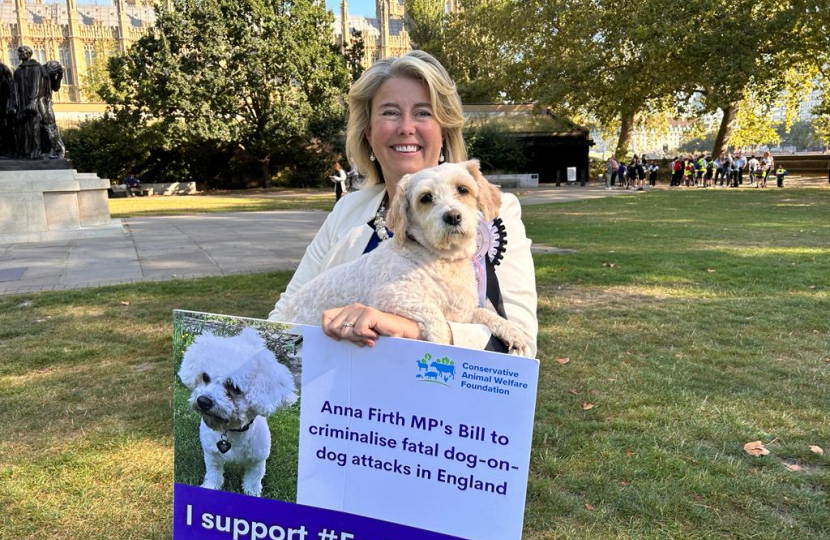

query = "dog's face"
[[177, 328, 297, 432], [387, 160, 502, 259]]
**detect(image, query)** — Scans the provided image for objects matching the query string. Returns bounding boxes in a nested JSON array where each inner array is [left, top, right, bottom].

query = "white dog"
[[177, 327, 297, 496], [279, 160, 529, 355]]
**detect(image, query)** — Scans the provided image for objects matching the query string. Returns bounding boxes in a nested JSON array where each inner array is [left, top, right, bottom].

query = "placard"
[[298, 327, 539, 540], [172, 312, 539, 540]]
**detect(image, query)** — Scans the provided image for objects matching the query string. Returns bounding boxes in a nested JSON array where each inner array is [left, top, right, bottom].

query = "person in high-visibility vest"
[[695, 156, 706, 186], [775, 166, 788, 188], [683, 159, 694, 187]]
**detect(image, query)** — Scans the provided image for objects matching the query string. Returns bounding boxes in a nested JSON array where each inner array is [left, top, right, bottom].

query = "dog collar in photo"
[[475, 217, 507, 266], [216, 418, 257, 454]]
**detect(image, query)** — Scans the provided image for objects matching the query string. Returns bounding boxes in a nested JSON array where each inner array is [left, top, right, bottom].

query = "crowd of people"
[[605, 151, 789, 189], [603, 156, 660, 190]]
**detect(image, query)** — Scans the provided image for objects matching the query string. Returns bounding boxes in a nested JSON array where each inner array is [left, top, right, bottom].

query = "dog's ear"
[[386, 174, 410, 247], [177, 353, 202, 390], [464, 159, 502, 222], [230, 350, 297, 417], [178, 332, 219, 389]]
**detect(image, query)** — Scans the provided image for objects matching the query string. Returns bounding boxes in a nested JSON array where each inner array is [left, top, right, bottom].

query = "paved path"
[[0, 184, 631, 295]]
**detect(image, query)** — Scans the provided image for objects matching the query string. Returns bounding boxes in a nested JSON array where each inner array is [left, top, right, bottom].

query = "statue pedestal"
[[0, 167, 125, 244]]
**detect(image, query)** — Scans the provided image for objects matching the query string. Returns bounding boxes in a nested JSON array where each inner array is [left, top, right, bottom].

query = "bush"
[[464, 123, 527, 173], [62, 115, 342, 190]]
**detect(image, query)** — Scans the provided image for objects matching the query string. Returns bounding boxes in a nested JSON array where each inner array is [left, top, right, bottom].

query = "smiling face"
[[365, 76, 443, 193]]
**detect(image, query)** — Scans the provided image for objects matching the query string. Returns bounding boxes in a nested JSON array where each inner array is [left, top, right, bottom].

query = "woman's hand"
[[321, 303, 422, 347]]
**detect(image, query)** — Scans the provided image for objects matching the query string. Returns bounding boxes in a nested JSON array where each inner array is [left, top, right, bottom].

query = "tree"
[[344, 29, 366, 82], [406, 0, 447, 58], [101, 0, 350, 188], [464, 122, 527, 172], [81, 44, 116, 102], [406, 0, 512, 103], [677, 132, 717, 154], [510, 0, 688, 159], [667, 0, 818, 156], [776, 120, 820, 151]]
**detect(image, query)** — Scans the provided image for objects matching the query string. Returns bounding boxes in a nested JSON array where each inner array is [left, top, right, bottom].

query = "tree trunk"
[[615, 112, 635, 160], [260, 157, 272, 189], [713, 103, 738, 157]]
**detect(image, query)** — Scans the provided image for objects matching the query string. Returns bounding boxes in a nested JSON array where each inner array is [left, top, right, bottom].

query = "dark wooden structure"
[[772, 153, 830, 175], [464, 104, 594, 185], [513, 129, 594, 185]]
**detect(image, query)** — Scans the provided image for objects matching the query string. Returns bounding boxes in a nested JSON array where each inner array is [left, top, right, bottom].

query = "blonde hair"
[[346, 50, 467, 186]]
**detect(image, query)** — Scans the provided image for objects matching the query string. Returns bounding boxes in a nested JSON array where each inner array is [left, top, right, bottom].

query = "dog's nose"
[[197, 395, 214, 411], [443, 210, 462, 226]]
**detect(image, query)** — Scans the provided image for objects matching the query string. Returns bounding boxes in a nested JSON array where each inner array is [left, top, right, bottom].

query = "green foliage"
[[80, 45, 115, 102], [407, 0, 510, 103], [63, 115, 145, 182], [343, 29, 366, 83], [775, 120, 820, 151], [63, 115, 248, 188], [677, 132, 717, 154], [99, 0, 350, 188], [406, 0, 446, 57], [432, 0, 823, 158], [464, 122, 527, 173]]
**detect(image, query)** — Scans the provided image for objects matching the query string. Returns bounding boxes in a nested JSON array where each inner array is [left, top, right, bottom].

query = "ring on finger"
[[341, 321, 356, 328]]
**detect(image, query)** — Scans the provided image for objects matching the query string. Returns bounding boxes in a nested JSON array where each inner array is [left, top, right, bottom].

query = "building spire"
[[14, 0, 28, 47], [340, 0, 349, 53]]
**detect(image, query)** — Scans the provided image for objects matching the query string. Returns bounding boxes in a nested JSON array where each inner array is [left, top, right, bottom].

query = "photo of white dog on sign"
[[176, 326, 298, 497]]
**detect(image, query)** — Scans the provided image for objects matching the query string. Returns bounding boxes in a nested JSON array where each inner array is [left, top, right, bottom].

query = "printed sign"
[[298, 327, 539, 540], [172, 312, 539, 540]]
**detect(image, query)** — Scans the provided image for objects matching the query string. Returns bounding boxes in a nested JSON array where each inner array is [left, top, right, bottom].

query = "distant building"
[[333, 0, 460, 68], [771, 87, 823, 122], [0, 0, 159, 121], [630, 119, 696, 155]]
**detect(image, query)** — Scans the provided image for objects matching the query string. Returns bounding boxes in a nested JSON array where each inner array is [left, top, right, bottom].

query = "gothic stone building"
[[0, 0, 159, 120], [334, 0, 461, 68]]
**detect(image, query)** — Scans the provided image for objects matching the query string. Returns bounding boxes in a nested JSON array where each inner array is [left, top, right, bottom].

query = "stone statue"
[[0, 46, 68, 161], [41, 60, 65, 159], [0, 60, 15, 158], [14, 46, 43, 159]]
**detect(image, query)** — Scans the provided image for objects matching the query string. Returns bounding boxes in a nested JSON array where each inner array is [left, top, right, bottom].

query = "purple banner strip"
[[174, 483, 468, 540]]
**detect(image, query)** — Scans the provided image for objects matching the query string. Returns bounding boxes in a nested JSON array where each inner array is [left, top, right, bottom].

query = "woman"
[[330, 162, 348, 201], [761, 151, 774, 188], [268, 51, 538, 358]]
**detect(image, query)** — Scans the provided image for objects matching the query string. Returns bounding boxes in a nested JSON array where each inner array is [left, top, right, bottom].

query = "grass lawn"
[[108, 189, 334, 217], [1, 188, 828, 539]]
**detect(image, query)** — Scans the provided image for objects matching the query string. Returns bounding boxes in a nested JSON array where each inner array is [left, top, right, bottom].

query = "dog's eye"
[[225, 381, 242, 395], [420, 193, 433, 204], [457, 186, 470, 195], [201, 373, 211, 384]]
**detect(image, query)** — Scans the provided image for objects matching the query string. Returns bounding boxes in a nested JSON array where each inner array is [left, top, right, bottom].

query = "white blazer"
[[268, 184, 538, 357]]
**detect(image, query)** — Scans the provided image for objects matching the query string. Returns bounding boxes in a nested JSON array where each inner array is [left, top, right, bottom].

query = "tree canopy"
[[96, 0, 350, 187], [406, 0, 828, 157]]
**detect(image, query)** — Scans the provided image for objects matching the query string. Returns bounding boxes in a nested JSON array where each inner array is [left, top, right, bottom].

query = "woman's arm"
[[268, 213, 338, 322]]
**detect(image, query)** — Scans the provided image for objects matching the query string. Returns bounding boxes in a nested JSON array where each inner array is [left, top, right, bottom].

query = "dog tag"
[[217, 440, 232, 454]]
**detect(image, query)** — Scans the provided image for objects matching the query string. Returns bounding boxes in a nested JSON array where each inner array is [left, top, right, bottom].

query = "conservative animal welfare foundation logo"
[[415, 352, 455, 386]]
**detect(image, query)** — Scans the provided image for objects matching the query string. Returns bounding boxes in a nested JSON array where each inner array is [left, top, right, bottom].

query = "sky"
[[325, 0, 377, 17]]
